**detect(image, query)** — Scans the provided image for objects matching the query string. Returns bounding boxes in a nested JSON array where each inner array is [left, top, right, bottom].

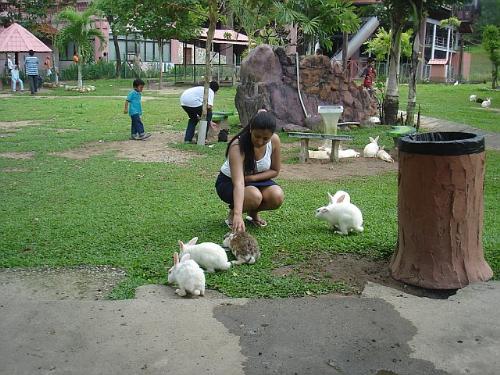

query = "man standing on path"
[[24, 50, 40, 95], [180, 81, 219, 143]]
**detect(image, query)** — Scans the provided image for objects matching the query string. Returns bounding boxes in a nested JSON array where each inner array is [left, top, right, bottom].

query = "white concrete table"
[[287, 132, 354, 162]]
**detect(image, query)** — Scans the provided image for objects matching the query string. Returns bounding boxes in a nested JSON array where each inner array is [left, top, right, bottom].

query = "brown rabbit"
[[222, 232, 261, 265]]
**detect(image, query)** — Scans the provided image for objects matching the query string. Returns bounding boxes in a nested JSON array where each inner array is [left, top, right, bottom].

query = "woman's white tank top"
[[220, 141, 273, 178]]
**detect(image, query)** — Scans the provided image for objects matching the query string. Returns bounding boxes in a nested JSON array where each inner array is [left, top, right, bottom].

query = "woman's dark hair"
[[28, 50, 34, 56], [226, 111, 277, 174]]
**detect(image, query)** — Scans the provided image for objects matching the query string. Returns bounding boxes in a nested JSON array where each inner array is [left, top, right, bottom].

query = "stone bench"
[[287, 132, 354, 162]]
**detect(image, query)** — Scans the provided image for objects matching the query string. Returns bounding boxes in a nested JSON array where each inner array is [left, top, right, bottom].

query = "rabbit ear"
[[180, 253, 191, 262], [188, 237, 198, 245], [328, 192, 335, 204], [178, 240, 184, 250], [336, 194, 347, 204], [369, 137, 375, 143], [173, 252, 179, 265], [374, 136, 379, 143], [380, 145, 385, 150]]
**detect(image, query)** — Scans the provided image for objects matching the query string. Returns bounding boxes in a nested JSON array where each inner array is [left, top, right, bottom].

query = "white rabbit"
[[179, 237, 231, 273], [327, 190, 351, 205], [376, 146, 394, 163], [316, 192, 364, 235], [338, 147, 360, 158], [363, 136, 380, 157], [469, 94, 477, 102], [167, 252, 205, 297], [481, 98, 491, 108]]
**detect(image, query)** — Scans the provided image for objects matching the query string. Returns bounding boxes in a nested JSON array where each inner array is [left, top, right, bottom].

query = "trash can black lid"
[[399, 132, 485, 155]]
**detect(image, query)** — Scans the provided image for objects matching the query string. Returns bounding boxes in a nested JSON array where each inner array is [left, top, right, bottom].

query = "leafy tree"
[[55, 7, 105, 88], [0, 1, 63, 33], [382, 0, 411, 124], [94, 0, 130, 77], [129, 0, 204, 87], [482, 24, 500, 89], [476, 0, 500, 38], [364, 27, 413, 62]]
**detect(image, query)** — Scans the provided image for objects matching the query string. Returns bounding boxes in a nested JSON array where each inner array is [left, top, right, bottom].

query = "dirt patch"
[[1, 167, 30, 172], [274, 253, 456, 298], [0, 266, 126, 301], [0, 151, 35, 160], [280, 157, 398, 181], [52, 131, 201, 164], [0, 120, 40, 130]]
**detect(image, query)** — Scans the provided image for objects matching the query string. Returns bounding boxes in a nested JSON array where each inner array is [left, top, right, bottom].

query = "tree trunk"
[[285, 23, 297, 55], [406, 1, 423, 126], [384, 25, 403, 125], [492, 63, 498, 89], [200, 0, 217, 145], [458, 37, 464, 83], [159, 39, 164, 89], [77, 46, 83, 88], [342, 32, 349, 72], [52, 50, 59, 85], [108, 16, 121, 78]]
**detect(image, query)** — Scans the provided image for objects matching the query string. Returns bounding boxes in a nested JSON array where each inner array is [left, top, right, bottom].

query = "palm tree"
[[56, 7, 105, 88]]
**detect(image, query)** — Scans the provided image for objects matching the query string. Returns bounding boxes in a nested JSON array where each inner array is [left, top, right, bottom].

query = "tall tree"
[[482, 24, 500, 89], [56, 7, 105, 88], [129, 0, 204, 87], [94, 0, 130, 78], [382, 0, 410, 124]]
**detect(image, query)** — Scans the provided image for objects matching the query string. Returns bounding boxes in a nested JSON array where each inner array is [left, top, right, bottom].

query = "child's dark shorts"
[[215, 172, 277, 209]]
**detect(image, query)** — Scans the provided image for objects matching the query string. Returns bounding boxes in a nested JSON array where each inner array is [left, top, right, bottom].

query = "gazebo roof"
[[0, 23, 52, 53]]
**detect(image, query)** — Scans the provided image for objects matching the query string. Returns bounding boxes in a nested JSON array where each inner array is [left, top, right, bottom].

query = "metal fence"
[[173, 64, 240, 85]]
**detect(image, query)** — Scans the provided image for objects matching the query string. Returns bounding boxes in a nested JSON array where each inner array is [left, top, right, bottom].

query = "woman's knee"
[[264, 186, 285, 209], [244, 187, 263, 209]]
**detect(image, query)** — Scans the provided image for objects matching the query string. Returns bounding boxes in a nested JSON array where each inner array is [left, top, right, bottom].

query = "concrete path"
[[419, 116, 500, 151], [1, 272, 500, 375]]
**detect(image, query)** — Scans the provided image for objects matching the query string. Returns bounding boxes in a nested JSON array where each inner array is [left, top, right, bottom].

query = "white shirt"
[[221, 140, 273, 178], [180, 86, 215, 108], [7, 58, 14, 71]]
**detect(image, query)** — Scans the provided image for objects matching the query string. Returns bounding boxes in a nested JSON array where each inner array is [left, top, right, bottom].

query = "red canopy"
[[0, 23, 52, 53]]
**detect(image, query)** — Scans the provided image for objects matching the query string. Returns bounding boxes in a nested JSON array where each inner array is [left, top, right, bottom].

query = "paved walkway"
[[1, 270, 500, 375], [419, 116, 500, 151]]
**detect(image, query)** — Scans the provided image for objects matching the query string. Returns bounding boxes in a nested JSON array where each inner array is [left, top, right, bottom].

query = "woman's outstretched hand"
[[232, 214, 246, 233]]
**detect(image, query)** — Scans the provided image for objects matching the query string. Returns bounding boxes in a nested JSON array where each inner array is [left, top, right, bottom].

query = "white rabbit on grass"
[[316, 191, 364, 235], [167, 252, 205, 297], [179, 237, 231, 273]]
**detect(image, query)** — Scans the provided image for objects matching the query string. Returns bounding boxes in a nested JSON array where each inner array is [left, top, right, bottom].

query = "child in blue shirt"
[[124, 79, 151, 140]]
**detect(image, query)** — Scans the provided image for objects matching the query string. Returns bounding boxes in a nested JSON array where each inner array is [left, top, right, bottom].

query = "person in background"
[[24, 50, 39, 95], [124, 78, 151, 140], [180, 81, 219, 143], [44, 56, 52, 79], [11, 64, 24, 92], [73, 52, 79, 64], [363, 57, 377, 90], [6, 54, 14, 72], [315, 48, 324, 56]]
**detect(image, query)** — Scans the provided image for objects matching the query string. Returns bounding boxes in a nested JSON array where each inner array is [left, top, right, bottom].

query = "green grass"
[[398, 83, 500, 132], [0, 80, 499, 298]]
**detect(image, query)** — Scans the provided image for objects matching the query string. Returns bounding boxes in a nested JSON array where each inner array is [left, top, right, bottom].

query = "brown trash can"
[[390, 132, 493, 289]]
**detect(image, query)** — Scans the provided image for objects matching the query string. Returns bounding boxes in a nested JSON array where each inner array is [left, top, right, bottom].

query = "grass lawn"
[[0, 80, 498, 299], [398, 83, 500, 133]]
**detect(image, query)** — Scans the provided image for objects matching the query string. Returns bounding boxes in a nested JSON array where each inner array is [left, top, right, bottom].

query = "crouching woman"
[[215, 110, 284, 232]]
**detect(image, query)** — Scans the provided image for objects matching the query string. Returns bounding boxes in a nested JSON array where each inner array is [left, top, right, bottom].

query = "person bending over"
[[180, 81, 219, 143]]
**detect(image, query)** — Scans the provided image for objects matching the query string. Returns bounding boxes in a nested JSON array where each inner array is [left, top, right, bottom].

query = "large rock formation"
[[235, 45, 378, 130]]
